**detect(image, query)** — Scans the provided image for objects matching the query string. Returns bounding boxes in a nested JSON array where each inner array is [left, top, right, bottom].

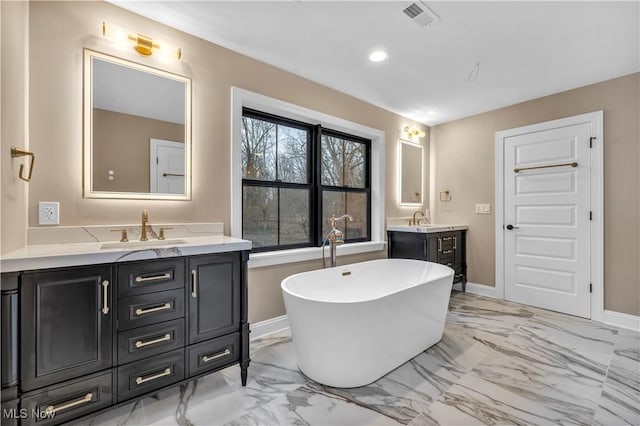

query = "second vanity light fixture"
[[101, 21, 182, 60], [403, 126, 426, 139]]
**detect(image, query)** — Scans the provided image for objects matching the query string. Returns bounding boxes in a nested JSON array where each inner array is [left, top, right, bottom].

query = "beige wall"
[[92, 108, 184, 193], [25, 1, 427, 229], [1, 1, 29, 255], [4, 1, 431, 322], [431, 73, 640, 316]]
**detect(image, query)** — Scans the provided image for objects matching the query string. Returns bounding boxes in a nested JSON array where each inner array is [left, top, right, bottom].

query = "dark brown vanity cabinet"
[[387, 229, 467, 291], [0, 249, 250, 426]]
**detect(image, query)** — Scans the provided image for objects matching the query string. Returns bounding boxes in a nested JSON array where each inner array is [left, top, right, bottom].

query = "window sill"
[[247, 241, 386, 269]]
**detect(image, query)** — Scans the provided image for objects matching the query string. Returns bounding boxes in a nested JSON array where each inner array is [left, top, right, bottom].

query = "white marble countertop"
[[386, 224, 468, 233], [0, 235, 252, 273]]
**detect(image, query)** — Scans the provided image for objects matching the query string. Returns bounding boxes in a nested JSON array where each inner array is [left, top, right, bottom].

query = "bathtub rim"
[[281, 258, 454, 304]]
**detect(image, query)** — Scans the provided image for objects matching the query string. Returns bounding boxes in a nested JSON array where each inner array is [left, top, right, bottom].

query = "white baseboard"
[[250, 315, 289, 340], [602, 310, 640, 332], [464, 282, 497, 299]]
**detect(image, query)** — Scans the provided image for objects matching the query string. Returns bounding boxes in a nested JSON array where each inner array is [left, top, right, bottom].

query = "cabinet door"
[[188, 253, 240, 344], [388, 232, 428, 260], [425, 234, 440, 262], [453, 231, 464, 266], [21, 266, 113, 392]]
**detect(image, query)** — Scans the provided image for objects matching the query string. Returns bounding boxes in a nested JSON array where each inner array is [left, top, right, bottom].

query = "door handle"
[[135, 303, 171, 316], [506, 224, 520, 230], [191, 269, 198, 298], [101, 280, 109, 315], [135, 273, 171, 283]]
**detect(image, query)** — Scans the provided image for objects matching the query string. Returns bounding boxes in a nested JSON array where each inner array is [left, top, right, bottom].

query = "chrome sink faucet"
[[325, 214, 353, 268]]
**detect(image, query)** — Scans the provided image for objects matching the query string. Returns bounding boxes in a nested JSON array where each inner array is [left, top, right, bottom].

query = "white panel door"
[[150, 139, 185, 194], [504, 123, 591, 317]]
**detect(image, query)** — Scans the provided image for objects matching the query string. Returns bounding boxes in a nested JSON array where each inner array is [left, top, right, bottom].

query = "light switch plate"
[[39, 202, 60, 225], [475, 203, 491, 214]]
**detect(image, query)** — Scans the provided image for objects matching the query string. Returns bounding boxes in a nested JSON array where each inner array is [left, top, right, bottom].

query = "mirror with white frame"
[[399, 139, 423, 205], [83, 49, 191, 200]]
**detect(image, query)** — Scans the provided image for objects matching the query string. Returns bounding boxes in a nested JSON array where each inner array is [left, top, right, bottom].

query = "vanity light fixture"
[[101, 21, 182, 60], [403, 126, 426, 139]]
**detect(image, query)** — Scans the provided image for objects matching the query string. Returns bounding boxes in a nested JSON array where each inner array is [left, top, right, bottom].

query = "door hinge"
[[156, 157, 159, 164], [589, 283, 593, 293], [590, 137, 596, 148], [589, 211, 593, 221]]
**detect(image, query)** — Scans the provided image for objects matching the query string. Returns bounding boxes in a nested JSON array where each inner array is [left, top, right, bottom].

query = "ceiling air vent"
[[403, 2, 440, 27]]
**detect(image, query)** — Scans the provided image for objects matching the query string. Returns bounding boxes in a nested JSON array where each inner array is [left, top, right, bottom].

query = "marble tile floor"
[[74, 292, 639, 426]]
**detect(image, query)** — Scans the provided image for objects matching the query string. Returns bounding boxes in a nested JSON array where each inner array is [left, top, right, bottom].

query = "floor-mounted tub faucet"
[[325, 214, 353, 268]]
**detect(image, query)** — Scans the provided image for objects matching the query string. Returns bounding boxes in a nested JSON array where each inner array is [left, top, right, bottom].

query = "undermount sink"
[[386, 224, 460, 233], [100, 239, 188, 250]]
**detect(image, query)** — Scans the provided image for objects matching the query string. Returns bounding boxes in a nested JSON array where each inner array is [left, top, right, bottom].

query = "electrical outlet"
[[475, 203, 491, 214], [39, 202, 60, 225]]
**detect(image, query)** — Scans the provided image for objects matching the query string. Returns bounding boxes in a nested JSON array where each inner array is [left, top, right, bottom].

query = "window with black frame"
[[241, 108, 371, 252]]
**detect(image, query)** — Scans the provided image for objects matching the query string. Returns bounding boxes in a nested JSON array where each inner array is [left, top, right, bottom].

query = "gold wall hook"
[[11, 147, 35, 182]]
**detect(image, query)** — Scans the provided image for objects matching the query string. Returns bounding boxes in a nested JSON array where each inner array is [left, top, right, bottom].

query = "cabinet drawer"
[[1, 398, 18, 426], [21, 371, 113, 426], [187, 333, 239, 377], [439, 254, 454, 266], [118, 319, 185, 364], [117, 349, 184, 402], [118, 259, 185, 297], [440, 235, 454, 251], [118, 290, 184, 331]]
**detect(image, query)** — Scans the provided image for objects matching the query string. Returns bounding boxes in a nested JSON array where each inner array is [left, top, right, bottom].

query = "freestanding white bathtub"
[[281, 258, 454, 388]]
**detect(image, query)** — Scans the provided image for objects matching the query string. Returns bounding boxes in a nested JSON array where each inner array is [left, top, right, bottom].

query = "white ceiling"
[[110, 1, 639, 126]]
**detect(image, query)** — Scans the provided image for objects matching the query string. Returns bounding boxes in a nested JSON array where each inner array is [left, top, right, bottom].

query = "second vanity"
[[387, 224, 468, 291], [0, 229, 251, 426]]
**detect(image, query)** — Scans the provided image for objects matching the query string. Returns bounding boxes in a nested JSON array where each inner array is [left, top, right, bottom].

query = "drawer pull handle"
[[202, 348, 231, 363], [135, 368, 171, 385], [442, 237, 453, 241], [135, 273, 171, 283], [135, 303, 171, 316], [135, 334, 171, 349], [44, 392, 93, 415], [191, 269, 197, 298], [101, 280, 109, 315], [438, 238, 442, 252], [453, 236, 457, 250], [443, 250, 452, 254]]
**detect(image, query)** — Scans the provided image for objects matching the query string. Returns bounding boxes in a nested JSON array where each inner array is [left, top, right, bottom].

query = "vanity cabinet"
[[387, 229, 467, 291], [0, 249, 250, 426], [20, 266, 113, 392], [188, 253, 240, 344]]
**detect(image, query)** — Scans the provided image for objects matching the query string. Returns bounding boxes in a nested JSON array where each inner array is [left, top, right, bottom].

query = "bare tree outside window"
[[242, 114, 311, 248], [241, 109, 370, 251]]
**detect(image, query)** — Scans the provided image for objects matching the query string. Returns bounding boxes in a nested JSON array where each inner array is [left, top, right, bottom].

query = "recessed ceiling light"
[[427, 110, 436, 116], [369, 50, 388, 62]]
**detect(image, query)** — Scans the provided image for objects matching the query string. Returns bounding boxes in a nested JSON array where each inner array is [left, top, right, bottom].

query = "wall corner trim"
[[250, 315, 290, 340], [602, 310, 640, 332], [464, 282, 497, 299]]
